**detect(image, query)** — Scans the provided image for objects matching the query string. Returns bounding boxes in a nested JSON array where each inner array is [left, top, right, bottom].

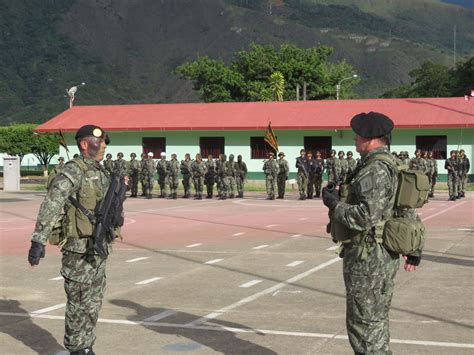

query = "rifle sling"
[[68, 196, 96, 224]]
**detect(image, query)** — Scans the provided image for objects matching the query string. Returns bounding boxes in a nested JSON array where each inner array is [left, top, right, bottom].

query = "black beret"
[[350, 112, 394, 138], [75, 125, 107, 141]]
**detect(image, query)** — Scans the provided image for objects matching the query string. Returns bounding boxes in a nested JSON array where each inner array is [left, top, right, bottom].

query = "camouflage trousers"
[[182, 174, 191, 197], [215, 176, 222, 196], [205, 177, 215, 196], [193, 176, 205, 195], [168, 175, 179, 194], [328, 172, 337, 184], [225, 176, 236, 196], [277, 174, 286, 198], [448, 174, 458, 198], [128, 172, 139, 195], [61, 250, 107, 352], [236, 176, 245, 196], [265, 175, 277, 198], [343, 242, 399, 355], [314, 174, 323, 197], [219, 176, 228, 197], [297, 173, 308, 198], [142, 175, 154, 196], [460, 174, 468, 193], [158, 175, 169, 197]]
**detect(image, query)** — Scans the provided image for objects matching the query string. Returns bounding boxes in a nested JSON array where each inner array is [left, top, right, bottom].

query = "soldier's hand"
[[28, 241, 45, 266], [403, 254, 421, 272], [322, 187, 339, 210]]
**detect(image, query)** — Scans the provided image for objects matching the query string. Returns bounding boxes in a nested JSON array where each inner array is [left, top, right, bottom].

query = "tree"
[[269, 71, 285, 101], [0, 124, 59, 175], [175, 43, 358, 102]]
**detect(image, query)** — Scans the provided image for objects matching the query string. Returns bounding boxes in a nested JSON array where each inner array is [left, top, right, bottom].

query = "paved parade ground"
[[0, 189, 473, 354]]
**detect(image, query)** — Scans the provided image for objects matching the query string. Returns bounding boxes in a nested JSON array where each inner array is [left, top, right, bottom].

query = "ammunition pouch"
[[48, 214, 65, 246], [382, 216, 425, 255]]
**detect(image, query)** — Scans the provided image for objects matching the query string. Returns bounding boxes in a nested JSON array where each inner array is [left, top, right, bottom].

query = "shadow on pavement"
[[0, 299, 64, 355], [110, 299, 277, 355], [423, 253, 474, 267]]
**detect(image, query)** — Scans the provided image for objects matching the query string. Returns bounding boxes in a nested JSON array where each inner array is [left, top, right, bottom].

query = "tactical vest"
[[62, 158, 107, 240]]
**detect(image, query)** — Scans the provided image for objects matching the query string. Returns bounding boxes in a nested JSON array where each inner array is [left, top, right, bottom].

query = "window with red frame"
[[304, 136, 332, 159], [250, 137, 276, 159], [142, 137, 166, 158], [200, 137, 225, 158]]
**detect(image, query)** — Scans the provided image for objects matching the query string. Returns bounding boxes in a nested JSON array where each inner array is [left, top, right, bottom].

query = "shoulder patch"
[[358, 173, 375, 194]]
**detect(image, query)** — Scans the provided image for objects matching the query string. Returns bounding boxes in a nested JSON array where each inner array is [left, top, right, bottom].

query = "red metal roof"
[[34, 97, 474, 132]]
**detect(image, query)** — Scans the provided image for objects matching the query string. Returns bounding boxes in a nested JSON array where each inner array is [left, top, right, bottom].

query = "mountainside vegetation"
[[0, 0, 473, 125]]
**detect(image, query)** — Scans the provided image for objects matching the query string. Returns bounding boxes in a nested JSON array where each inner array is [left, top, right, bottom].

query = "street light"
[[66, 82, 86, 108], [336, 74, 358, 100]]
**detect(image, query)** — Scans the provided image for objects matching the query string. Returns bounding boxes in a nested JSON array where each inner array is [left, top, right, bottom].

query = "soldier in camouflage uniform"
[[422, 151, 434, 198], [180, 153, 192, 198], [326, 149, 337, 184], [142, 152, 156, 199], [445, 150, 460, 201], [139, 153, 147, 196], [191, 153, 207, 200], [314, 151, 325, 198], [235, 155, 248, 198], [410, 149, 428, 174], [157, 152, 170, 198], [114, 152, 129, 178], [427, 151, 438, 198], [47, 156, 66, 190], [215, 156, 222, 198], [277, 152, 289, 199], [168, 153, 180, 199], [263, 152, 279, 200], [400, 151, 410, 166], [322, 112, 420, 355], [128, 153, 140, 197], [458, 149, 470, 198], [346, 151, 357, 179], [204, 154, 216, 198], [217, 154, 228, 200], [225, 154, 237, 198], [296, 149, 308, 200], [103, 153, 114, 175], [336, 150, 348, 185], [306, 151, 316, 199], [28, 125, 123, 355]]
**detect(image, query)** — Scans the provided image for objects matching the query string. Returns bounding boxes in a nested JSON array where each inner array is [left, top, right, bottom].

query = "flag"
[[59, 130, 70, 160], [264, 121, 279, 153]]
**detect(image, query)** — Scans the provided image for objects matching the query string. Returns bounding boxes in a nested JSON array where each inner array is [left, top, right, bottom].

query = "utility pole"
[[453, 24, 457, 68], [296, 84, 300, 101], [303, 82, 307, 101]]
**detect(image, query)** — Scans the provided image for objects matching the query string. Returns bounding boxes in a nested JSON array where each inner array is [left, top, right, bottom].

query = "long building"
[[35, 97, 474, 181]]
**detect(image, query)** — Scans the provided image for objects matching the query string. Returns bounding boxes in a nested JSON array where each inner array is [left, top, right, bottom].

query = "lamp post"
[[66, 82, 86, 108], [336, 74, 358, 100]]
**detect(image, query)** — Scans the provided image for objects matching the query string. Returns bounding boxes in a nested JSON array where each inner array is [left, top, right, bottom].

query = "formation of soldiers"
[[102, 152, 248, 200], [443, 149, 470, 201]]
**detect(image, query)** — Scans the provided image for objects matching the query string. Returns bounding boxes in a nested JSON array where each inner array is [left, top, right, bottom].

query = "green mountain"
[[0, 0, 473, 125]]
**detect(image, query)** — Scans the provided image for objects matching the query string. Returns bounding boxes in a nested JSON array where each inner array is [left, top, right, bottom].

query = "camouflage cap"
[[350, 112, 393, 138]]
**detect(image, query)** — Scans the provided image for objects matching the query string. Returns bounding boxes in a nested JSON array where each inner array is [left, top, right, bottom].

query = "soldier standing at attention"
[[322, 112, 420, 354], [226, 154, 237, 198], [306, 151, 316, 199], [114, 152, 129, 178], [326, 149, 337, 184], [410, 149, 428, 174], [263, 152, 279, 200], [427, 151, 438, 198], [180, 153, 192, 198], [314, 151, 325, 198], [217, 154, 228, 200], [296, 149, 308, 200], [422, 151, 434, 198], [336, 150, 348, 186], [191, 153, 207, 200], [445, 150, 460, 201], [215, 155, 222, 198], [168, 153, 180, 199], [458, 149, 470, 198], [157, 152, 170, 198], [204, 154, 216, 199], [346, 151, 357, 178], [28, 125, 125, 355], [400, 151, 410, 166], [142, 152, 156, 199], [139, 153, 147, 196], [277, 152, 289, 199], [236, 155, 248, 198], [103, 153, 114, 175], [128, 153, 140, 198]]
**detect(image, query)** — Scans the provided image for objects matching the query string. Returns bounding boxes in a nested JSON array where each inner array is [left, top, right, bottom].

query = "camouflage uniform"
[[458, 153, 470, 198], [263, 156, 279, 199], [191, 159, 208, 199], [326, 153, 337, 183], [215, 159, 222, 197], [46, 159, 65, 190], [103, 157, 114, 175], [346, 157, 357, 178], [445, 155, 459, 200], [331, 147, 400, 354], [430, 155, 438, 197], [157, 158, 170, 198], [168, 157, 180, 199], [204, 159, 216, 198], [235, 156, 248, 198], [225, 155, 237, 198], [296, 155, 308, 200], [336, 153, 348, 185], [142, 158, 156, 199], [139, 155, 147, 196], [307, 156, 316, 199], [313, 157, 325, 198], [180, 157, 193, 198], [277, 155, 289, 199], [114, 157, 129, 178], [128, 156, 141, 197], [217, 156, 228, 199], [31, 156, 111, 353], [410, 155, 428, 174]]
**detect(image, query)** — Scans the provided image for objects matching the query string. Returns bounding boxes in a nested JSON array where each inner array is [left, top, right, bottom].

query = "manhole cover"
[[161, 342, 202, 352]]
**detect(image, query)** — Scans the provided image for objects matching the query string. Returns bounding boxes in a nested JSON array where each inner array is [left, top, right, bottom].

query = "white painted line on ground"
[[286, 261, 304, 267], [239, 280, 262, 288], [135, 277, 162, 285], [457, 228, 473, 231], [252, 244, 269, 250], [49, 276, 63, 281], [290, 234, 302, 238], [232, 232, 245, 236], [31, 303, 66, 315], [186, 243, 203, 248], [298, 217, 309, 221], [187, 256, 341, 327], [265, 224, 278, 228], [143, 310, 177, 322], [326, 245, 338, 251], [421, 201, 466, 222], [125, 257, 149, 263], [1, 312, 473, 349], [204, 259, 224, 265]]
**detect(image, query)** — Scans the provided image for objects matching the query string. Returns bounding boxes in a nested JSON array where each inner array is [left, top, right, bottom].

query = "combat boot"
[[229, 194, 235, 199], [70, 347, 95, 354]]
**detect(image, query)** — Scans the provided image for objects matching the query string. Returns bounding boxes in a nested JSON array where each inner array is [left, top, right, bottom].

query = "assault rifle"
[[92, 173, 127, 259], [296, 158, 308, 177]]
